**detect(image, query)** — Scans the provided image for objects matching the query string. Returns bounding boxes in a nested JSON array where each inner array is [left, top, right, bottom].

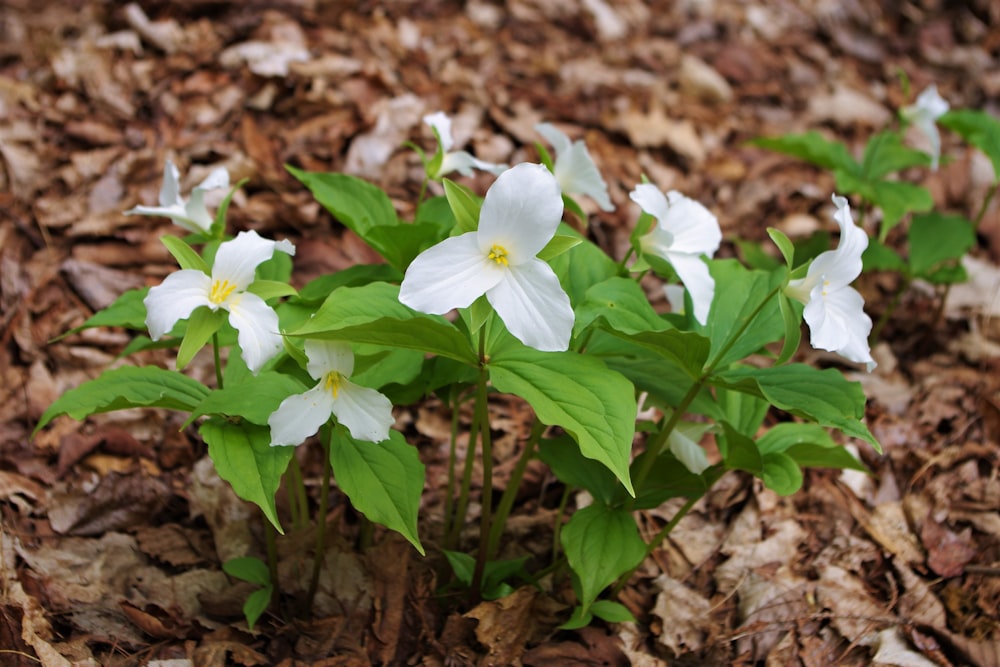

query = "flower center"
[[487, 244, 509, 267], [209, 279, 237, 305], [324, 372, 343, 398]]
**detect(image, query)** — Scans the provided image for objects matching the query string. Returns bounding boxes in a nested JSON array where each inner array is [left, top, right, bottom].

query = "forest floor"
[[2, 1, 1000, 665]]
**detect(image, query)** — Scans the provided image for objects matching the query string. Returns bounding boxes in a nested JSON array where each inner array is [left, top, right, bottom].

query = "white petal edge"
[[144, 270, 212, 340], [423, 111, 454, 153], [226, 292, 283, 374], [212, 230, 295, 290], [399, 232, 503, 314], [535, 122, 572, 157], [629, 183, 670, 224], [803, 285, 875, 370], [554, 141, 613, 211], [477, 163, 563, 263], [159, 160, 183, 208], [486, 259, 573, 352], [268, 385, 336, 447], [331, 380, 395, 443], [305, 339, 355, 380], [666, 252, 715, 326], [662, 191, 721, 256]]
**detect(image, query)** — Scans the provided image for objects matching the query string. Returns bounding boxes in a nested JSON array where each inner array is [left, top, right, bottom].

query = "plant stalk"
[[212, 332, 224, 389], [306, 430, 333, 613], [469, 362, 493, 602], [486, 418, 544, 561]]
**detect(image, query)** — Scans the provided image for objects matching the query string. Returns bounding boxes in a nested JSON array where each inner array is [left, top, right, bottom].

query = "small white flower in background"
[[785, 195, 876, 371], [663, 284, 687, 316], [144, 230, 295, 374], [125, 160, 230, 233], [901, 84, 949, 171], [423, 111, 508, 179], [630, 184, 722, 325], [399, 162, 574, 352], [535, 122, 614, 211], [268, 340, 394, 446]]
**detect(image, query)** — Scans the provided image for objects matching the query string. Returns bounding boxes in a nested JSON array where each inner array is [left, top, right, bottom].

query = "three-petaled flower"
[[144, 230, 295, 374], [785, 195, 876, 371], [535, 122, 613, 211], [399, 162, 574, 352], [125, 160, 230, 233], [423, 111, 508, 179], [268, 340, 394, 446], [630, 184, 722, 325], [901, 84, 949, 171]]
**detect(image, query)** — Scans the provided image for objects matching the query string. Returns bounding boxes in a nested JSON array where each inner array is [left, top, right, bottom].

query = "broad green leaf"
[[785, 443, 866, 472], [718, 421, 762, 473], [775, 293, 803, 366], [761, 451, 803, 495], [626, 450, 714, 509], [548, 232, 618, 306], [599, 328, 711, 380], [35, 366, 210, 432], [176, 307, 226, 370], [575, 277, 670, 337], [442, 179, 482, 234], [863, 239, 907, 272], [187, 372, 306, 426], [58, 287, 150, 338], [292, 282, 477, 365], [939, 109, 1000, 178], [562, 193, 588, 224], [246, 280, 297, 301], [861, 130, 931, 178], [351, 347, 425, 393], [756, 422, 837, 453], [711, 364, 879, 449], [489, 346, 636, 494], [908, 212, 976, 279], [365, 222, 449, 270], [201, 417, 295, 531], [750, 132, 858, 173], [223, 557, 271, 586], [161, 235, 209, 273], [295, 265, 403, 304], [241, 586, 273, 631], [734, 239, 783, 272], [414, 194, 456, 229], [870, 180, 934, 236], [561, 504, 646, 613], [538, 234, 583, 262], [717, 388, 769, 438], [767, 228, 795, 268], [538, 435, 619, 505], [591, 600, 637, 624], [443, 551, 528, 599], [697, 260, 784, 369], [255, 247, 293, 283], [329, 429, 425, 554]]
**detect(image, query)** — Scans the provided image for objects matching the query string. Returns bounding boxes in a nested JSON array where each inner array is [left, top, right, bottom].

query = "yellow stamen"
[[209, 279, 237, 304], [488, 244, 509, 267], [324, 372, 342, 398]]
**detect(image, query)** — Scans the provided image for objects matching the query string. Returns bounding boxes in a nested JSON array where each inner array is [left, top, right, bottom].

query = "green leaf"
[[561, 504, 646, 613], [246, 280, 298, 301], [292, 282, 477, 365], [442, 179, 482, 234], [767, 228, 796, 268], [697, 260, 784, 369], [58, 287, 150, 338], [711, 364, 879, 450], [761, 451, 803, 495], [187, 372, 306, 426], [35, 366, 210, 432], [242, 586, 273, 631], [329, 429, 425, 554], [200, 418, 295, 531], [296, 265, 403, 304], [600, 328, 710, 380], [785, 443, 866, 472], [351, 347, 425, 393], [861, 130, 931, 179], [757, 422, 837, 454], [489, 346, 637, 494], [869, 180, 934, 237], [939, 109, 1000, 178], [538, 435, 619, 505], [559, 605, 594, 630], [718, 421, 762, 473], [591, 599, 637, 624], [223, 557, 271, 586], [443, 551, 528, 599], [175, 307, 226, 370], [908, 212, 976, 279], [538, 234, 583, 262], [575, 277, 670, 337], [750, 132, 859, 173], [161, 235, 209, 273], [627, 450, 714, 509], [863, 239, 908, 272], [562, 193, 587, 225], [548, 231, 618, 306], [776, 293, 803, 365]]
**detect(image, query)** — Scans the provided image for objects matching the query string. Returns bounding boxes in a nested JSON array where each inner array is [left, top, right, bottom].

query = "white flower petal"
[[554, 141, 613, 211], [159, 160, 183, 208], [629, 183, 670, 223], [669, 429, 710, 474], [196, 166, 230, 192], [226, 292, 283, 374], [399, 232, 503, 314], [424, 111, 454, 153], [661, 191, 721, 256], [803, 285, 874, 369], [666, 252, 715, 325], [332, 380, 395, 443], [268, 385, 337, 447], [477, 163, 563, 263], [305, 339, 355, 380], [144, 270, 212, 340], [807, 196, 866, 290], [663, 284, 686, 315], [486, 259, 573, 352], [125, 204, 206, 233], [439, 151, 507, 178], [535, 123, 573, 157], [212, 230, 295, 290]]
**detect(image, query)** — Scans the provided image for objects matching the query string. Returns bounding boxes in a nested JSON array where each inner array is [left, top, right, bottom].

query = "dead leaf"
[[919, 518, 977, 578], [649, 575, 713, 656]]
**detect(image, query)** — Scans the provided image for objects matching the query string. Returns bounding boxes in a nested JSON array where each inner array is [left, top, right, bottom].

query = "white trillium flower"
[[535, 122, 614, 212], [630, 184, 722, 325], [785, 195, 876, 371], [423, 111, 508, 179], [125, 160, 230, 233], [268, 340, 394, 446], [399, 162, 574, 352], [144, 230, 295, 374], [901, 84, 949, 171]]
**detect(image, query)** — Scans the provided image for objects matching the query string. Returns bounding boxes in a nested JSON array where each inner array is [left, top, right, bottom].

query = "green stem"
[[265, 520, 280, 616], [212, 332, 224, 389], [414, 178, 429, 220], [870, 275, 911, 345], [611, 494, 700, 596], [616, 246, 636, 274], [306, 430, 333, 613], [442, 386, 461, 544], [973, 179, 1000, 230], [444, 404, 480, 551], [285, 456, 309, 531], [469, 362, 493, 602], [551, 484, 572, 564], [486, 419, 544, 561]]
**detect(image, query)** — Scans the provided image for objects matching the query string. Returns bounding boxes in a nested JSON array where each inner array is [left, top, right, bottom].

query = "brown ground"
[[2, 1, 1000, 665]]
